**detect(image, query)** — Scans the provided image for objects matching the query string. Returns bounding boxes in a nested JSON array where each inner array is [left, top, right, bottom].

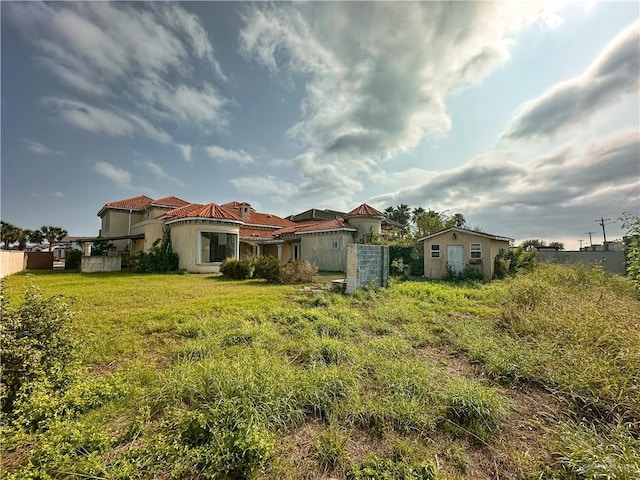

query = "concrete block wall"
[[81, 255, 121, 273], [346, 244, 389, 293]]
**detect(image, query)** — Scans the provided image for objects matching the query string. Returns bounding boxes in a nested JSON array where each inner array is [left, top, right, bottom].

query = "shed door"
[[447, 246, 463, 275]]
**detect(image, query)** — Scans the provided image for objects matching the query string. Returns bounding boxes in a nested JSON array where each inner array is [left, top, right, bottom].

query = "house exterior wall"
[[347, 217, 382, 242], [300, 232, 353, 271], [101, 209, 144, 251], [169, 221, 240, 273], [422, 231, 510, 280], [131, 219, 166, 252]]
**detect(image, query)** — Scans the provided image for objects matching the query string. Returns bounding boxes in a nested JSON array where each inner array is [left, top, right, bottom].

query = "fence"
[[0, 251, 26, 278], [346, 244, 389, 294], [536, 250, 626, 275]]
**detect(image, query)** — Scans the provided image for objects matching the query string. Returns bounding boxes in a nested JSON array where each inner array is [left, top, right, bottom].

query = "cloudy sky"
[[2, 1, 638, 249]]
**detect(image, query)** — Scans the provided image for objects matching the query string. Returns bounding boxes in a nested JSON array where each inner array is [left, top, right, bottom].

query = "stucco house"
[[96, 195, 387, 273], [418, 227, 513, 280]]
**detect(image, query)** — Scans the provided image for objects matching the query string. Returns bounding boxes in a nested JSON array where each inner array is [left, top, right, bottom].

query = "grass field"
[[1, 266, 639, 479]]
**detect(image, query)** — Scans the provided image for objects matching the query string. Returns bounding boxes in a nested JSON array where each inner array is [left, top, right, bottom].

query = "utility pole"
[[578, 239, 583, 250], [595, 217, 612, 250], [585, 231, 595, 247]]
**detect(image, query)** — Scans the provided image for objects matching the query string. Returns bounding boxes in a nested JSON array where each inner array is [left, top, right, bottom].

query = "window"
[[430, 244, 440, 258], [199, 232, 237, 263], [470, 243, 482, 259], [330, 240, 340, 250]]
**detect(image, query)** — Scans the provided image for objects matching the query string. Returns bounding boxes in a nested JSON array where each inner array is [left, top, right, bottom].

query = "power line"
[[606, 183, 640, 217]]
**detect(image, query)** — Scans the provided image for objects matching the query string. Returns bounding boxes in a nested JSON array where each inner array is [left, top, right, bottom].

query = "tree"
[[520, 239, 546, 249], [17, 229, 33, 250], [548, 241, 564, 250], [415, 209, 446, 237], [620, 212, 640, 289], [40, 226, 68, 252], [1, 221, 21, 250], [384, 204, 412, 232], [449, 213, 467, 228], [28, 229, 45, 246]]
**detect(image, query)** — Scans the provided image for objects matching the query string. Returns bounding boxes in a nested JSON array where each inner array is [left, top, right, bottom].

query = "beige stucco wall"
[[422, 231, 510, 280], [81, 255, 121, 273], [1, 251, 26, 278], [347, 217, 382, 242], [169, 221, 240, 273], [131, 219, 165, 252], [300, 232, 354, 271], [101, 209, 144, 251]]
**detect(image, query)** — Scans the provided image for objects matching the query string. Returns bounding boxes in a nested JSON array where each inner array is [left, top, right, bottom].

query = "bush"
[[253, 256, 282, 283], [65, 250, 82, 270], [220, 258, 254, 279], [1, 283, 75, 415], [281, 260, 318, 283], [389, 244, 424, 277], [131, 235, 179, 273], [347, 454, 437, 480], [493, 246, 536, 279]]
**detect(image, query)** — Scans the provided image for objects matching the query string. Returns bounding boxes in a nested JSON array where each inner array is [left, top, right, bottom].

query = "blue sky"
[[2, 1, 638, 249]]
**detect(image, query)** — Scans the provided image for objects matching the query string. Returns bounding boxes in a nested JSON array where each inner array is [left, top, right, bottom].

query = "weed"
[[314, 425, 349, 471]]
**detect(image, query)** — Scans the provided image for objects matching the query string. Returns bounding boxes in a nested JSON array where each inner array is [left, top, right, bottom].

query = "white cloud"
[[43, 97, 172, 143], [144, 161, 169, 180], [502, 21, 640, 140], [94, 161, 133, 189], [370, 130, 640, 242], [176, 144, 192, 162], [239, 2, 543, 199], [206, 144, 254, 166], [6, 2, 229, 140], [230, 174, 296, 199], [22, 138, 61, 155], [52, 192, 65, 198]]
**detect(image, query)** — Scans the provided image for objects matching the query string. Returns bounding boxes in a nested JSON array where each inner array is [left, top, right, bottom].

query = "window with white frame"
[[430, 244, 440, 258], [330, 239, 340, 250], [199, 231, 237, 263], [470, 243, 482, 259]]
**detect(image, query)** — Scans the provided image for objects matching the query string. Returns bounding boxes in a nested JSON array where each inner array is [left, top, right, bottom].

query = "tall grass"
[[2, 266, 637, 479]]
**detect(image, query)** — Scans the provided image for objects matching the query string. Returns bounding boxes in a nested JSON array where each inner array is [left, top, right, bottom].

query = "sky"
[[1, 1, 639, 249]]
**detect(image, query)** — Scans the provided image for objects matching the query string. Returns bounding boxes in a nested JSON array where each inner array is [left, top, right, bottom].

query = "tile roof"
[[104, 195, 154, 210], [240, 227, 279, 239], [245, 211, 296, 228], [346, 203, 384, 217], [275, 218, 357, 236], [416, 227, 513, 243], [165, 203, 243, 222], [152, 196, 189, 208]]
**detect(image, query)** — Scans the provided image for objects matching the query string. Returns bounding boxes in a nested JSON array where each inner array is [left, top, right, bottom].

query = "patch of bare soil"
[[414, 345, 479, 378]]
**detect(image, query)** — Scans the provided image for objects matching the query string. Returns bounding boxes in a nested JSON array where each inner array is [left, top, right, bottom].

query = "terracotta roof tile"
[[152, 196, 189, 208], [246, 211, 296, 228], [275, 218, 356, 236], [346, 203, 384, 217], [166, 203, 243, 222], [240, 227, 278, 239], [104, 195, 154, 210]]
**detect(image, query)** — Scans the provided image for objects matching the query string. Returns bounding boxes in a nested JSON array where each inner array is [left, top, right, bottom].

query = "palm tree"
[[28, 229, 45, 246], [450, 213, 467, 228], [1, 221, 21, 250], [40, 225, 68, 252], [17, 229, 33, 250]]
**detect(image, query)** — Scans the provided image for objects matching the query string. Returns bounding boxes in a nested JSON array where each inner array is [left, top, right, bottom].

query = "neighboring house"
[[96, 195, 389, 273], [418, 227, 513, 281]]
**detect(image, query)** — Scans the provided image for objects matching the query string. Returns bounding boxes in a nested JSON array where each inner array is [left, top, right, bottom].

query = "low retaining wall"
[[346, 244, 389, 294], [1, 251, 26, 278], [81, 255, 121, 273], [536, 250, 626, 275]]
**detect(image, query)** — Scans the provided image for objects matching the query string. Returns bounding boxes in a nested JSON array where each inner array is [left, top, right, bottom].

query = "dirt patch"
[[414, 345, 479, 379]]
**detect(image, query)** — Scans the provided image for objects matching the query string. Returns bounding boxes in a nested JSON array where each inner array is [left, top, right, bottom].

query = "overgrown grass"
[[1, 265, 638, 479]]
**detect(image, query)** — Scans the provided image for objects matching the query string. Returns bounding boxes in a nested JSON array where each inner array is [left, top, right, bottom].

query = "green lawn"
[[2, 266, 639, 479]]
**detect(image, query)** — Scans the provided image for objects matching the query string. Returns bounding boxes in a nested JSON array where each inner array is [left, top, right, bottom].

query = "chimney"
[[240, 202, 251, 221]]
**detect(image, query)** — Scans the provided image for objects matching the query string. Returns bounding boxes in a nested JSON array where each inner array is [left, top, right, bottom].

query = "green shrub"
[[347, 454, 437, 480], [314, 426, 349, 471], [131, 235, 178, 273], [1, 283, 75, 415], [64, 251, 82, 270], [281, 260, 318, 283], [493, 246, 536, 279], [253, 256, 283, 283], [220, 258, 254, 279]]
